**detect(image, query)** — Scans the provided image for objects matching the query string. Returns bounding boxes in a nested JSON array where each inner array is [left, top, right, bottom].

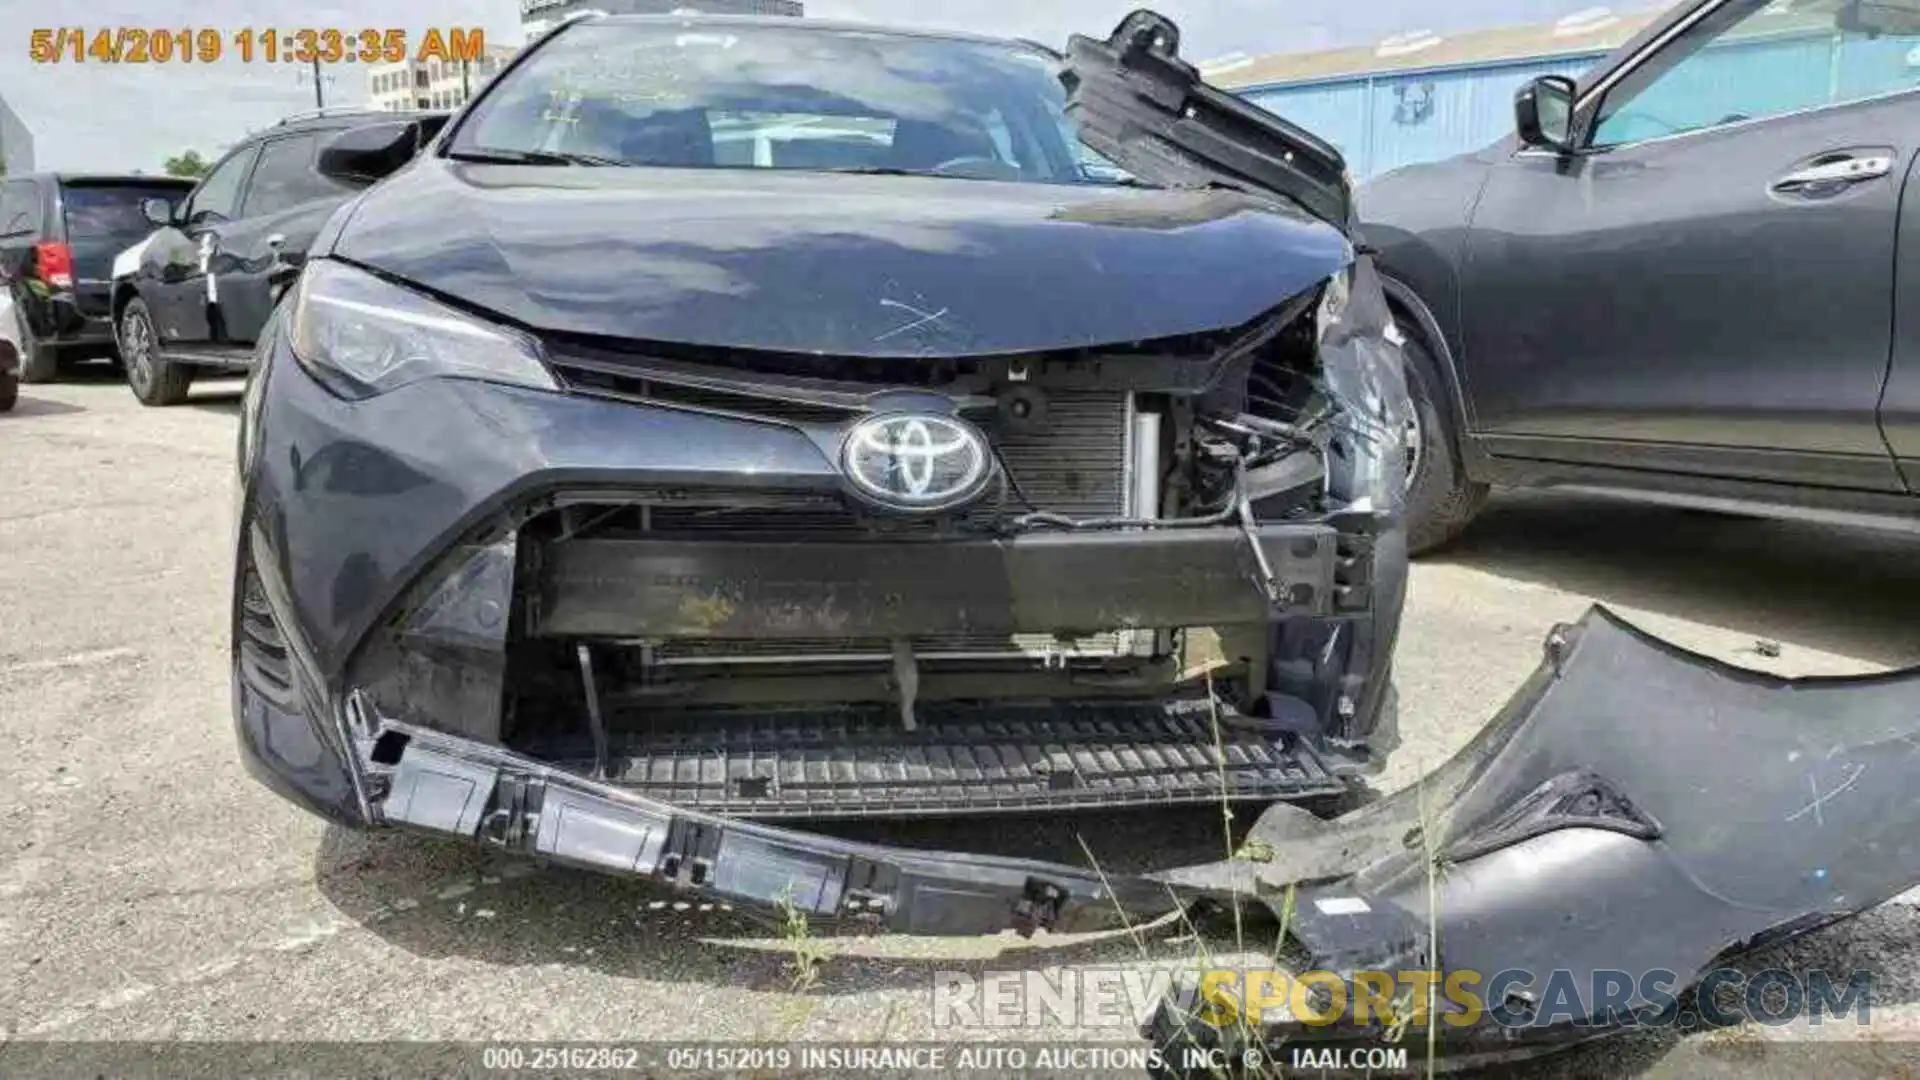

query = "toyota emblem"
[[841, 413, 993, 511]]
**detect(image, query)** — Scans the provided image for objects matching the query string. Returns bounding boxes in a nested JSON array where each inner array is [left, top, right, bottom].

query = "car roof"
[[264, 109, 443, 134], [25, 173, 196, 188]]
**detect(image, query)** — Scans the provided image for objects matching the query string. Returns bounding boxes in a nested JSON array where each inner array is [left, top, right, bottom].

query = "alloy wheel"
[[1402, 404, 1424, 493], [123, 312, 155, 398]]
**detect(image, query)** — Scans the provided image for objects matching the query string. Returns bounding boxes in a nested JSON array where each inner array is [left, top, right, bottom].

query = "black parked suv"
[[1364, 0, 1920, 553], [112, 108, 444, 405], [0, 173, 195, 383]]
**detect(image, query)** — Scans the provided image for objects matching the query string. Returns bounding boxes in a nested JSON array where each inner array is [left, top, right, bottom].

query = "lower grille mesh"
[[524, 699, 1342, 817]]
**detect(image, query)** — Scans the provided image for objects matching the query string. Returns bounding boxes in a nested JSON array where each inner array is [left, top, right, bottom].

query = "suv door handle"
[[1772, 154, 1893, 195]]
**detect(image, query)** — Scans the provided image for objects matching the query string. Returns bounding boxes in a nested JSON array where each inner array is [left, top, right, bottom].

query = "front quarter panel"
[[1355, 148, 1502, 368]]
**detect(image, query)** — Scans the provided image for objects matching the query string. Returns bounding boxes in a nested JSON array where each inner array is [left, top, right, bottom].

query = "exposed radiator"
[[640, 391, 1151, 663], [636, 389, 1132, 535]]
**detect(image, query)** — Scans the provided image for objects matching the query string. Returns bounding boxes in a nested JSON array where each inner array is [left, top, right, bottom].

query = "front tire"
[[1402, 335, 1488, 555], [120, 299, 193, 407], [0, 370, 17, 412]]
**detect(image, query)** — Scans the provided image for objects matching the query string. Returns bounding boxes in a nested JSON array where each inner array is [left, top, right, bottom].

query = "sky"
[[0, 0, 1623, 173]]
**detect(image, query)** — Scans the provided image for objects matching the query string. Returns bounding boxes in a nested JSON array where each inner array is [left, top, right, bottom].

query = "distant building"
[[367, 45, 520, 112], [1208, 4, 1920, 181], [0, 94, 33, 175], [521, 0, 804, 39]]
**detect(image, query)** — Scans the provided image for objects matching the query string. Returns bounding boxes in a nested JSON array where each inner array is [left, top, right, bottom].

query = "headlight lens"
[[1313, 259, 1409, 514], [1315, 264, 1352, 346], [288, 260, 555, 398]]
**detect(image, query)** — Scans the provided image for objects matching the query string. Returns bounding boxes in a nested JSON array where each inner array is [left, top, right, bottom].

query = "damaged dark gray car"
[[231, 8, 1912, 1071], [236, 12, 1406, 857]]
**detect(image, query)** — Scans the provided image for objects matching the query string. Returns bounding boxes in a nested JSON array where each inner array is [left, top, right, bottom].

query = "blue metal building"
[[1211, 5, 1920, 181]]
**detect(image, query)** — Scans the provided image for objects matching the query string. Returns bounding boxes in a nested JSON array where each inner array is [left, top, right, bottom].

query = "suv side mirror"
[[318, 121, 425, 185], [1515, 74, 1577, 152], [140, 197, 173, 226]]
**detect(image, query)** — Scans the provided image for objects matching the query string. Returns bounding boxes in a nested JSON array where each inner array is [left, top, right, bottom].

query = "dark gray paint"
[[1151, 607, 1920, 1062], [1463, 100, 1907, 471], [1359, 0, 1920, 506], [331, 162, 1350, 358], [1882, 148, 1920, 486]]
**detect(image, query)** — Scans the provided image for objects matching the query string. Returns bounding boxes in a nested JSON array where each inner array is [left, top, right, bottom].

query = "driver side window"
[[1592, 0, 1920, 148], [184, 146, 258, 225]]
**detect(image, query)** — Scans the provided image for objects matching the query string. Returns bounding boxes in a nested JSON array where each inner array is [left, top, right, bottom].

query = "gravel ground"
[[3, 370, 1918, 1076]]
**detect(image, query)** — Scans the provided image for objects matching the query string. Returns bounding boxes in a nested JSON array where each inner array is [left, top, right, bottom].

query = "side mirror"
[[318, 121, 425, 185], [140, 197, 173, 226], [1515, 74, 1577, 153]]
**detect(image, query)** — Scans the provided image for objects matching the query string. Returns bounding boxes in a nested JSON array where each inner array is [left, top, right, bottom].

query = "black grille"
[[551, 359, 859, 425], [617, 390, 1131, 535], [238, 568, 295, 704]]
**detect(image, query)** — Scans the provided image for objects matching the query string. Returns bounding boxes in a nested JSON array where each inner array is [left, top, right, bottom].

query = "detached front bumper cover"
[[359, 605, 1920, 1062]]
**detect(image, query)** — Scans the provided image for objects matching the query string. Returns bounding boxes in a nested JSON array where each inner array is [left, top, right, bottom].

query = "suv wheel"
[[120, 299, 193, 407], [1402, 333, 1488, 554], [16, 317, 59, 384]]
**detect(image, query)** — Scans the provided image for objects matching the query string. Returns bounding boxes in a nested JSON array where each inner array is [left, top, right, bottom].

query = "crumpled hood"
[[331, 160, 1351, 357]]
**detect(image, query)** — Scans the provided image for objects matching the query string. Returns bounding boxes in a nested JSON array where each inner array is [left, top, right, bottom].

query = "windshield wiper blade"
[[813, 167, 924, 177], [447, 149, 630, 167]]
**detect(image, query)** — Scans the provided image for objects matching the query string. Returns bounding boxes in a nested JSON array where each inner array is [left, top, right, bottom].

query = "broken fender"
[[1153, 605, 1920, 1061]]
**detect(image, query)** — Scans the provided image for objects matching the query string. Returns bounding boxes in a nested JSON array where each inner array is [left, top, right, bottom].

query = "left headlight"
[[1314, 263, 1352, 346], [288, 259, 556, 398]]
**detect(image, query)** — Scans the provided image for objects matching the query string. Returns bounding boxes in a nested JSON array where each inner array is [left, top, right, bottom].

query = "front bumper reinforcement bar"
[[527, 524, 1337, 639]]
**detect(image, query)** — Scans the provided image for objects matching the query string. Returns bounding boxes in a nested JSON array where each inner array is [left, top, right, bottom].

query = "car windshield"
[[451, 20, 1136, 185]]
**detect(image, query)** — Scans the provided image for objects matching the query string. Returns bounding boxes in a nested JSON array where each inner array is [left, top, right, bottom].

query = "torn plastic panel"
[[1060, 10, 1352, 227], [1150, 605, 1920, 1065], [1286, 252, 1412, 755], [1317, 256, 1410, 516], [366, 719, 1186, 936], [1058, 4, 1408, 512], [353, 604, 1920, 1067]]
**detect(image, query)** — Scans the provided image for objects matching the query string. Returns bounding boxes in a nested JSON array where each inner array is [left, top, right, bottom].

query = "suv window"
[[185, 146, 259, 225], [240, 134, 343, 218], [1592, 0, 1920, 147], [61, 183, 187, 244], [0, 180, 42, 236]]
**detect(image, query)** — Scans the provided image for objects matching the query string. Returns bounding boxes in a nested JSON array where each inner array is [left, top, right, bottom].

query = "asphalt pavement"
[[3, 370, 1918, 1075]]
